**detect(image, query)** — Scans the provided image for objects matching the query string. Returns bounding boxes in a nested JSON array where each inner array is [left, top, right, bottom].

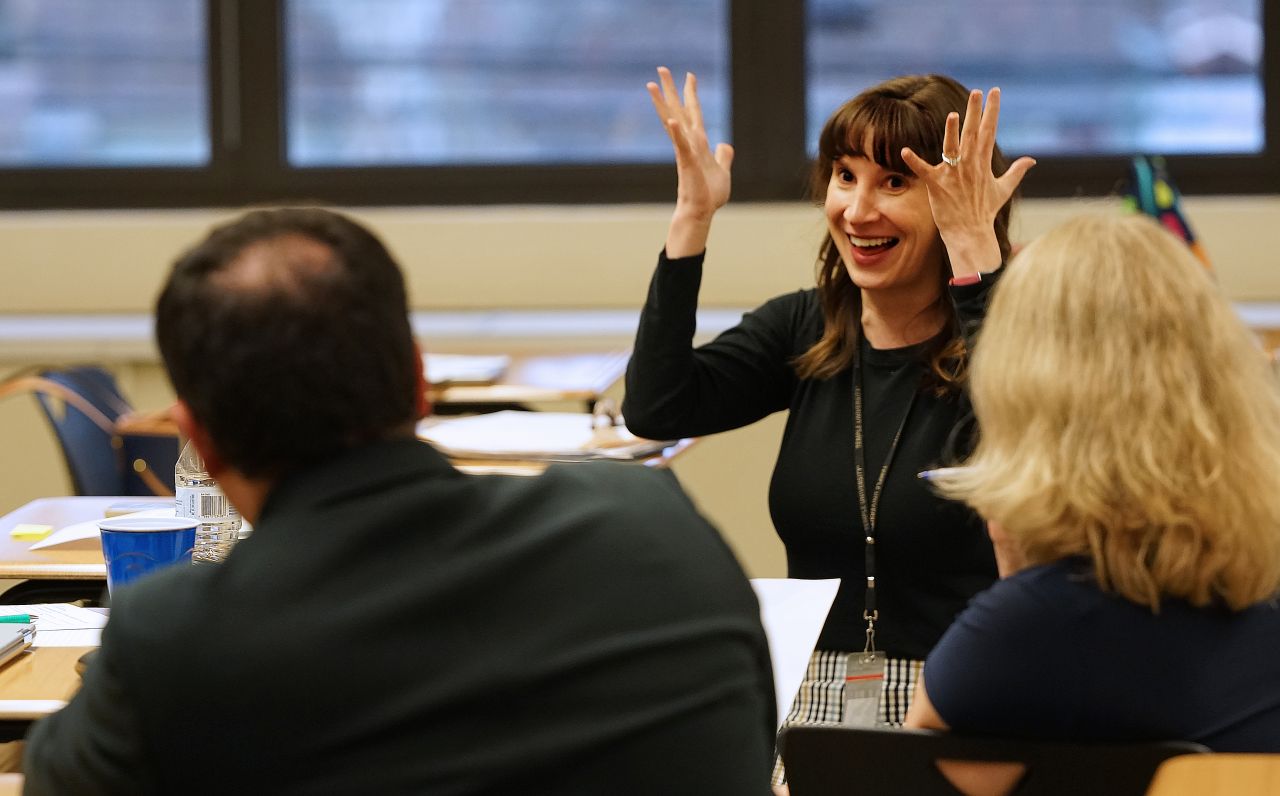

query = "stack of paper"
[[2, 604, 109, 648], [424, 353, 510, 385], [419, 411, 673, 461]]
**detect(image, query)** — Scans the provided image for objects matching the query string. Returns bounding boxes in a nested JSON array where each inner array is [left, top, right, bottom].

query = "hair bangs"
[[819, 93, 945, 176]]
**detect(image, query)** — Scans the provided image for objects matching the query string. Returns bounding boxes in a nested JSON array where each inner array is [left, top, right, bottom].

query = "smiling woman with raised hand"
[[623, 69, 1035, 785]]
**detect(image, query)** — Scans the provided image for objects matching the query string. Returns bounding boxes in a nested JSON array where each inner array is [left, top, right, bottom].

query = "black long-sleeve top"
[[624, 250, 999, 659]]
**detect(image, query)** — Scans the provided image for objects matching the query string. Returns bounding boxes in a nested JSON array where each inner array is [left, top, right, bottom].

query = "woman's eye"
[[886, 174, 907, 190], [837, 168, 854, 183]]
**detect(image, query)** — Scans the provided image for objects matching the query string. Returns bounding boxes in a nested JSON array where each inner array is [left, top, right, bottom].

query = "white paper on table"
[[424, 353, 510, 385], [750, 578, 840, 730], [29, 509, 254, 551], [0, 604, 107, 631], [0, 604, 108, 648], [29, 508, 177, 551], [419, 411, 670, 461], [32, 629, 103, 648], [0, 699, 68, 716]]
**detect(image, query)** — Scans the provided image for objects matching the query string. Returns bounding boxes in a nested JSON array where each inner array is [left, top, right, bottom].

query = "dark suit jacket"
[[24, 438, 775, 795]]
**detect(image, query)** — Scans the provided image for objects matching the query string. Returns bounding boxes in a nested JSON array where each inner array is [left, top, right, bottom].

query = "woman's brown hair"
[[793, 74, 1014, 392]]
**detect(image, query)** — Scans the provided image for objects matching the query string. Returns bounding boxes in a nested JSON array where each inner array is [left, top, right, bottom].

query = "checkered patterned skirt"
[[771, 650, 923, 785]]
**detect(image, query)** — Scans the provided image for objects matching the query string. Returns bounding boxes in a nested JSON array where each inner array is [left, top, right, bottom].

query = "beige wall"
[[5, 195, 1280, 314], [2, 195, 1279, 576]]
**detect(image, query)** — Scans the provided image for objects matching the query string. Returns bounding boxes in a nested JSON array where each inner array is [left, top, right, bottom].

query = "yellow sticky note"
[[10, 523, 53, 541]]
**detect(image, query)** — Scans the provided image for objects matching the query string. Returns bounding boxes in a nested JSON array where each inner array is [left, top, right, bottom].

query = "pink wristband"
[[948, 272, 982, 287]]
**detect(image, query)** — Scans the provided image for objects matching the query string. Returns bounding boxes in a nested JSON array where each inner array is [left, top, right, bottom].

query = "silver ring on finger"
[[941, 153, 961, 167]]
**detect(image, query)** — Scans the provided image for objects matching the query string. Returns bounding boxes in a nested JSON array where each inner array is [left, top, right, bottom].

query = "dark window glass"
[[807, 0, 1262, 157], [285, 0, 729, 167], [0, 0, 208, 166]]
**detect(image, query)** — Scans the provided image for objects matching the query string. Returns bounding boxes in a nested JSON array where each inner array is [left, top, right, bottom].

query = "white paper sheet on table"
[[0, 604, 108, 648], [30, 508, 255, 551], [419, 410, 671, 461], [750, 578, 840, 730], [424, 353, 510, 385], [28, 508, 177, 550]]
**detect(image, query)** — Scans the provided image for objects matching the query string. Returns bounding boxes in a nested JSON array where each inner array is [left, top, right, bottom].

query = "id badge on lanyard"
[[844, 355, 910, 728], [843, 650, 884, 727]]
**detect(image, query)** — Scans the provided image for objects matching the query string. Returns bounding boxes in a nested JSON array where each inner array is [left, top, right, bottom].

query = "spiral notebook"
[[0, 624, 36, 669]]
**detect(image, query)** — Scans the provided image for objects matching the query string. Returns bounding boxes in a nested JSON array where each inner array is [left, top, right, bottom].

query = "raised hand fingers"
[[647, 81, 690, 157], [942, 111, 961, 160], [976, 87, 1002, 158], [657, 66, 681, 109], [646, 67, 682, 127], [646, 81, 670, 126], [958, 89, 983, 155], [996, 155, 1037, 198], [683, 72, 704, 132], [714, 142, 735, 171], [649, 67, 707, 137], [900, 146, 935, 179]]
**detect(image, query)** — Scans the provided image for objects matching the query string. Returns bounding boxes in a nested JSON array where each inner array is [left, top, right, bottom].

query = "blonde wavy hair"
[[935, 213, 1280, 611]]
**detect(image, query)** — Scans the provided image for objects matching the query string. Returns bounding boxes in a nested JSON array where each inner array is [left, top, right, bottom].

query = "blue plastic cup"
[[98, 517, 199, 594]]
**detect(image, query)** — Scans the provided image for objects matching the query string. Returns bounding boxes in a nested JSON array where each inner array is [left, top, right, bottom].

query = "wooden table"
[[0, 645, 89, 741], [0, 432, 694, 582], [427, 350, 630, 408], [449, 437, 696, 476], [0, 498, 116, 581], [116, 350, 634, 440]]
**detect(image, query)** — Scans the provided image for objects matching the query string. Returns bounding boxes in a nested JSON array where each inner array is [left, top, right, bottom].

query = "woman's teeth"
[[850, 235, 896, 249]]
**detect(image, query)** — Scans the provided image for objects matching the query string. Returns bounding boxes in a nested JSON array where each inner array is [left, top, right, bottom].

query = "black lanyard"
[[853, 350, 917, 657]]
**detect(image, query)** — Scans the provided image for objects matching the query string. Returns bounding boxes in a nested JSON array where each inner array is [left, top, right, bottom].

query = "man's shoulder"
[[535, 461, 691, 512]]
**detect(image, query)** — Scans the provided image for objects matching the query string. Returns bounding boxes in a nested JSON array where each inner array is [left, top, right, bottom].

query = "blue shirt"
[[925, 557, 1280, 751]]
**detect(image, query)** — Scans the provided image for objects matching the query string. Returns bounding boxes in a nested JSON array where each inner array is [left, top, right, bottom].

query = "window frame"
[[0, 0, 1273, 210]]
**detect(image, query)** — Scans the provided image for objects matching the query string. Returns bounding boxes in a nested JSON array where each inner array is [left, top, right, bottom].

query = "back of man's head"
[[156, 208, 420, 479]]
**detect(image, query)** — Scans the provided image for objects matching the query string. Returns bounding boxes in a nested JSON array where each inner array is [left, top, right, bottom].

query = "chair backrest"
[[36, 367, 136, 495], [1145, 754, 1280, 796], [0, 366, 176, 496], [781, 726, 1208, 796]]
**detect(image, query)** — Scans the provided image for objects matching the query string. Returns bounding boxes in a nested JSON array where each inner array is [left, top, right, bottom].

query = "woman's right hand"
[[648, 67, 734, 258]]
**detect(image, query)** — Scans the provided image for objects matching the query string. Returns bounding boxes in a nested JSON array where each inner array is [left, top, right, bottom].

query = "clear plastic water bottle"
[[174, 439, 242, 563]]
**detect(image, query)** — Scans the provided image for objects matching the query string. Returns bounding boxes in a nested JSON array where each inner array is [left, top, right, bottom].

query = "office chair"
[[780, 725, 1207, 796], [0, 366, 179, 605], [0, 366, 176, 497]]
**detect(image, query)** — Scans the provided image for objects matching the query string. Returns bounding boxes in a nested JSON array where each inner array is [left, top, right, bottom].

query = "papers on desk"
[[419, 410, 674, 461], [1, 604, 108, 648], [424, 353, 510, 385], [750, 578, 840, 731], [29, 508, 174, 551], [29, 507, 254, 551]]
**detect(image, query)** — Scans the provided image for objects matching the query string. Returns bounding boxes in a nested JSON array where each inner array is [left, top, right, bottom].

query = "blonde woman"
[[907, 213, 1280, 750]]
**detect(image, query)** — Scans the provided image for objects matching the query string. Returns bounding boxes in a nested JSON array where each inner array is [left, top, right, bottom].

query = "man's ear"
[[170, 400, 230, 478]]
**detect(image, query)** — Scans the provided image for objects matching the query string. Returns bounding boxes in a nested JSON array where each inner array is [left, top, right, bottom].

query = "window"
[[285, 0, 728, 166], [808, 0, 1263, 157], [0, 0, 207, 166], [0, 0, 1273, 208]]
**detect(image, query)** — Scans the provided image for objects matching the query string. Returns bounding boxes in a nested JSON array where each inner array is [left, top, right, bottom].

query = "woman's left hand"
[[901, 88, 1036, 277]]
